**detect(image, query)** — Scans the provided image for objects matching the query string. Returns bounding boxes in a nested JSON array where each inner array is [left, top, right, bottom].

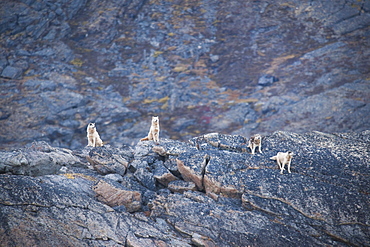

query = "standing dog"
[[270, 151, 294, 174], [248, 134, 262, 154]]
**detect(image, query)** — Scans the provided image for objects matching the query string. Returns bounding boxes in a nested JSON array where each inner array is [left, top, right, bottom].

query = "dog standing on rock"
[[248, 134, 262, 154], [141, 116, 160, 143], [270, 151, 294, 174], [87, 123, 103, 147]]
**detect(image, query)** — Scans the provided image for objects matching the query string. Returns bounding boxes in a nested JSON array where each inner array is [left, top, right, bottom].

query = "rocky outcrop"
[[0, 131, 369, 246], [1, 0, 369, 150]]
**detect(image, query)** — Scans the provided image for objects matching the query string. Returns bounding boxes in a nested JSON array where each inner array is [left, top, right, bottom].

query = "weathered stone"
[[0, 0, 370, 244], [258, 74, 279, 86], [153, 162, 178, 186], [1, 66, 23, 79], [149, 191, 322, 246], [1, 131, 370, 246], [0, 173, 187, 246], [163, 158, 181, 177], [191, 233, 217, 247], [88, 146, 128, 176], [134, 167, 156, 191], [93, 180, 141, 213], [176, 151, 209, 191], [168, 180, 197, 193], [0, 141, 84, 176], [203, 151, 247, 198], [190, 133, 248, 153], [104, 173, 124, 183]]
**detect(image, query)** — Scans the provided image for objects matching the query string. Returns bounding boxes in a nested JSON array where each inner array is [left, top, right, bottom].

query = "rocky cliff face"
[[1, 0, 370, 150], [0, 131, 369, 246]]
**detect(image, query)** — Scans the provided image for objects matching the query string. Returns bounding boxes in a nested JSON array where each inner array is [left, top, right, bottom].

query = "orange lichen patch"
[[155, 76, 167, 82], [265, 54, 296, 74], [190, 68, 208, 77], [172, 64, 189, 72], [62, 173, 97, 181], [234, 98, 259, 103], [153, 51, 164, 57], [194, 59, 207, 68], [280, 2, 295, 8], [143, 98, 156, 104], [143, 96, 169, 105], [158, 96, 170, 103], [166, 46, 177, 51], [70, 58, 84, 67]]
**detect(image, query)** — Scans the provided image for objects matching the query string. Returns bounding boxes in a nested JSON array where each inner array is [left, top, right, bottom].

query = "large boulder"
[[0, 141, 85, 176], [0, 131, 369, 246]]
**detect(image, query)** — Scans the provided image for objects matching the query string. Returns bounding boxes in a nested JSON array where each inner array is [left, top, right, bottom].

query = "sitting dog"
[[87, 123, 103, 147], [140, 116, 160, 143]]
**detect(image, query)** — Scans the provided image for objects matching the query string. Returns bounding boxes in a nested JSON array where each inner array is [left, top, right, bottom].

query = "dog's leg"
[[278, 159, 284, 174]]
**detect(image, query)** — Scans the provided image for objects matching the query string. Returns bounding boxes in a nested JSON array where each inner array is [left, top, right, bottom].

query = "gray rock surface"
[[0, 131, 369, 246]]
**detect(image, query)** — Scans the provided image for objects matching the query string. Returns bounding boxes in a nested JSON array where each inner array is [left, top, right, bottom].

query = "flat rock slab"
[[0, 141, 85, 176], [168, 180, 197, 193], [93, 180, 142, 212], [1, 66, 23, 79]]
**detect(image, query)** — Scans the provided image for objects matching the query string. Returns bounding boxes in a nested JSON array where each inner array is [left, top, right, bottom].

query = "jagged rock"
[[153, 162, 178, 186], [177, 152, 209, 191], [134, 167, 156, 191], [175, 132, 370, 246], [0, 173, 188, 246], [163, 158, 181, 177], [0, 131, 369, 246]]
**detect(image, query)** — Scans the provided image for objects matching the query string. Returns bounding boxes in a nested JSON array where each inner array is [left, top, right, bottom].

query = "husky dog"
[[247, 134, 262, 154], [87, 123, 103, 147], [270, 151, 294, 174], [140, 116, 160, 143]]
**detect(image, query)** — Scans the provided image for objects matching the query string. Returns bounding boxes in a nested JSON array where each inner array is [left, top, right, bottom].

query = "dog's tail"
[[270, 156, 277, 160]]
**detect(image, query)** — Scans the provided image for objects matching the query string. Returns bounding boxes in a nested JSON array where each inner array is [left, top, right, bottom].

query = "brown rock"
[[191, 233, 217, 247], [93, 180, 141, 212]]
